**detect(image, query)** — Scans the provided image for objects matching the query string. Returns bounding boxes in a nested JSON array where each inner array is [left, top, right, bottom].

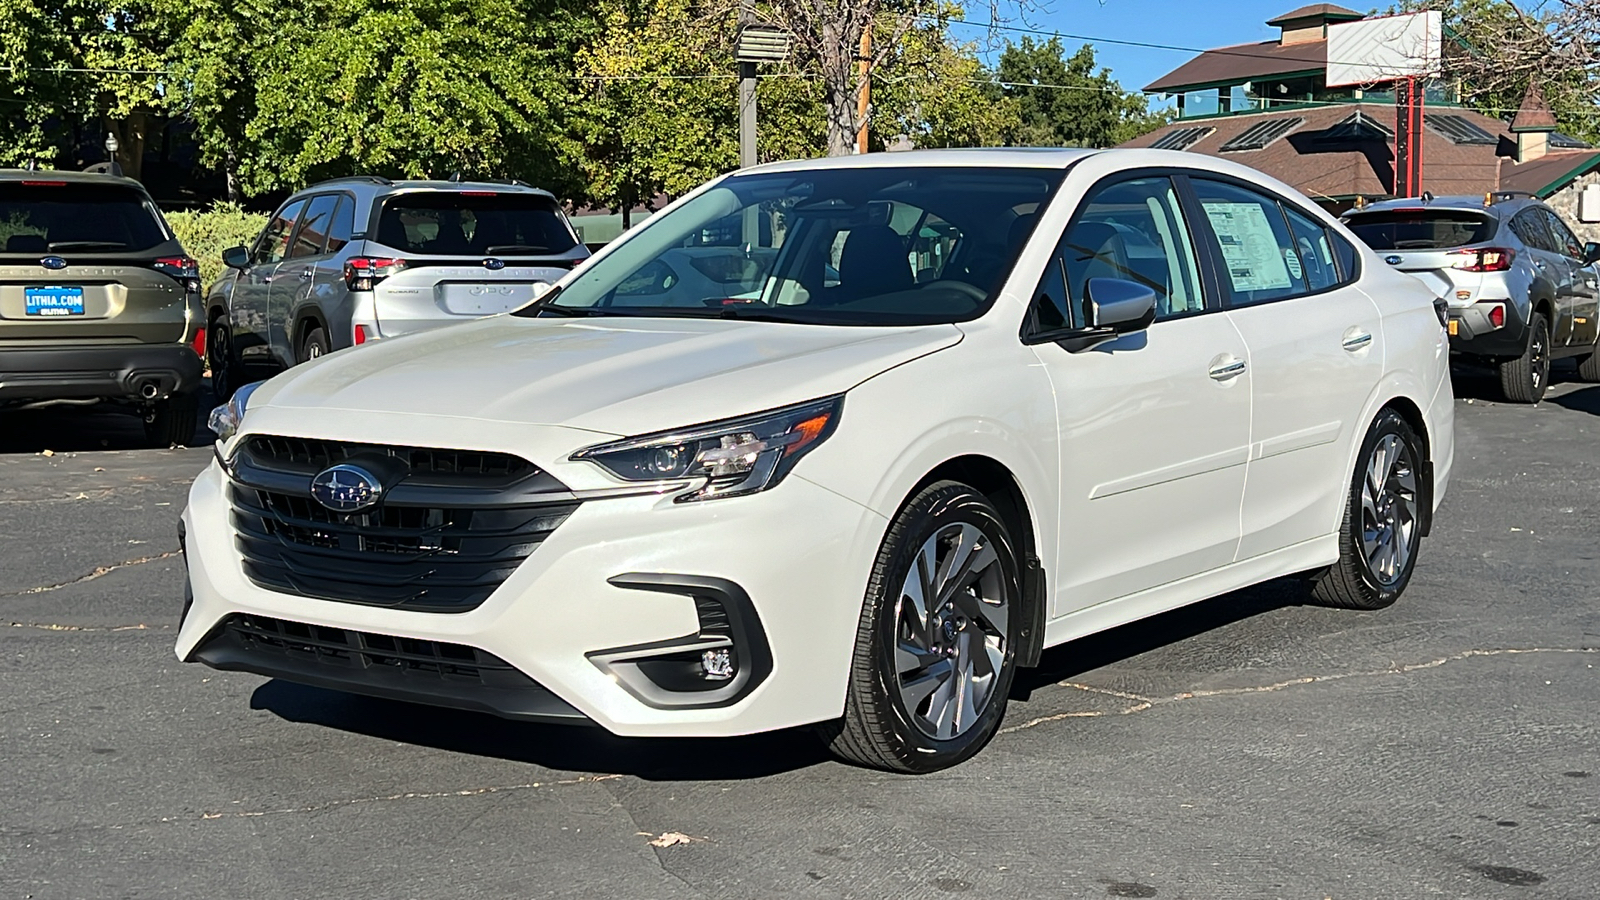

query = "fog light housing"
[[701, 648, 735, 680]]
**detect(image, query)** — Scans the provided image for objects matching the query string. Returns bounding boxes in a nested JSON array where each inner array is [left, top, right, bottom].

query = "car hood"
[[252, 315, 964, 437]]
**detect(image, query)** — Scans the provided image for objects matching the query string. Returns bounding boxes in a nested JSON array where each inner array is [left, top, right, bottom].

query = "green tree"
[[996, 37, 1163, 148], [870, 21, 1021, 150]]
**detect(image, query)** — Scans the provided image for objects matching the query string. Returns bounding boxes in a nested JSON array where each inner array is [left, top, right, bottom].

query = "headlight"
[[572, 396, 843, 501], [207, 381, 265, 443]]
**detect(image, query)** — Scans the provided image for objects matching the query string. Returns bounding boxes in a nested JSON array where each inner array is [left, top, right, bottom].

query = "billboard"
[[1325, 11, 1443, 88]]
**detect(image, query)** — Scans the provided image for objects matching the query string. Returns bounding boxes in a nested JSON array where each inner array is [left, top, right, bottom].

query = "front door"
[[1028, 174, 1251, 614], [1188, 177, 1387, 560], [234, 199, 304, 373]]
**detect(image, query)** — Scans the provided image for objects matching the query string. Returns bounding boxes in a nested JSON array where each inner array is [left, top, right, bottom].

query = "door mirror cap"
[[222, 246, 251, 270], [1583, 242, 1600, 265], [1083, 278, 1158, 333]]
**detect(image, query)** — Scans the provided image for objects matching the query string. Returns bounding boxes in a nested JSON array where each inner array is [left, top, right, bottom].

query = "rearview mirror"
[[1583, 242, 1600, 265], [222, 246, 250, 270]]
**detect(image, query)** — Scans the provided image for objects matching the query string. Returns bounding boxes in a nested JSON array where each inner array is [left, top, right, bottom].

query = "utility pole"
[[856, 28, 871, 154], [738, 4, 758, 169]]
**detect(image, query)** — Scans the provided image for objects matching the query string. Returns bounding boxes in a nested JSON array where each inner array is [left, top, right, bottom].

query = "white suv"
[[182, 149, 1455, 772]]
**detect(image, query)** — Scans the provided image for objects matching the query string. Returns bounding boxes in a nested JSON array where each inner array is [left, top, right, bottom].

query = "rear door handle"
[[1342, 330, 1374, 351], [1208, 357, 1247, 380]]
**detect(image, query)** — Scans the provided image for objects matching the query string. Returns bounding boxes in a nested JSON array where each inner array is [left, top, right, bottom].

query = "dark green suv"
[[0, 171, 204, 445]]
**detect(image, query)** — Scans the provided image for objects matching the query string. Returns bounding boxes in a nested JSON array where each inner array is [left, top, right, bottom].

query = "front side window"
[[524, 167, 1067, 326], [1193, 179, 1310, 305], [1045, 176, 1204, 324], [255, 199, 306, 266], [375, 192, 578, 257]]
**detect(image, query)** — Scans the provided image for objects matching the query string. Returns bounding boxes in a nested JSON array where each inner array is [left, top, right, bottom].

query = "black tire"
[[299, 326, 329, 364], [1577, 346, 1600, 383], [822, 481, 1023, 773], [1498, 312, 1550, 403], [1311, 409, 1426, 611], [143, 391, 199, 448], [208, 315, 237, 403]]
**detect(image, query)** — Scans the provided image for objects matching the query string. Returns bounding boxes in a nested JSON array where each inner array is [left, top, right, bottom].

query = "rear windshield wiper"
[[47, 241, 128, 251]]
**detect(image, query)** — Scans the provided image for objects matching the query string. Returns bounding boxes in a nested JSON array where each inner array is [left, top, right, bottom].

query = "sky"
[[956, 0, 1324, 108]]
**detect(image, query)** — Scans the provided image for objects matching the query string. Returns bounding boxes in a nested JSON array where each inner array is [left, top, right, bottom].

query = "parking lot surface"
[[2, 369, 1597, 900]]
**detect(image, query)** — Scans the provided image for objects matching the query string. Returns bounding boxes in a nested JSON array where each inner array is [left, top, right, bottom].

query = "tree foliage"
[[997, 37, 1165, 148]]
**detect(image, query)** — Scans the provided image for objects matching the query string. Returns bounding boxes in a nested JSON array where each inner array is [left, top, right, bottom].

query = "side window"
[[290, 195, 338, 259], [1027, 253, 1074, 331], [326, 195, 355, 254], [1511, 211, 1555, 253], [1282, 205, 1338, 292], [1054, 176, 1205, 321], [1192, 179, 1308, 305], [1331, 230, 1360, 282], [1542, 209, 1584, 259], [255, 199, 306, 266]]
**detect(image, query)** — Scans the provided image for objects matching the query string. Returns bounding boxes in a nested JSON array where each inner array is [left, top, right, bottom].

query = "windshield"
[[0, 182, 169, 255], [520, 166, 1066, 325], [1344, 210, 1496, 250], [374, 191, 578, 256]]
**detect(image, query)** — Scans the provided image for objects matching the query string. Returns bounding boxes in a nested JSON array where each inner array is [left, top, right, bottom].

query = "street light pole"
[[738, 5, 758, 169]]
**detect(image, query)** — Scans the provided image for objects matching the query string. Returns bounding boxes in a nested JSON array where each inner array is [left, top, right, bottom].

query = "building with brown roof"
[[1121, 6, 1600, 238]]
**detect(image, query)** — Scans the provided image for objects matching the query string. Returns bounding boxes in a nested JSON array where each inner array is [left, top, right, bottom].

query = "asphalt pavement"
[[1, 368, 1596, 900]]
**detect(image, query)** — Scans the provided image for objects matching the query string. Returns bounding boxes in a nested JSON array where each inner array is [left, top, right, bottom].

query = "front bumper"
[[0, 343, 202, 403], [177, 460, 889, 737], [1447, 301, 1528, 358]]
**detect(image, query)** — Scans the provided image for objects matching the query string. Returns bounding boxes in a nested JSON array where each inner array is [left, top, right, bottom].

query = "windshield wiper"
[[47, 240, 128, 251]]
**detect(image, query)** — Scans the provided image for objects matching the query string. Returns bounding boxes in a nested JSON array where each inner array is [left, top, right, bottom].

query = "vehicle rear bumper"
[[0, 344, 202, 403], [1446, 302, 1528, 358]]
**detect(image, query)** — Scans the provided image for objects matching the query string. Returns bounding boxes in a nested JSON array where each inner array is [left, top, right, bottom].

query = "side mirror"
[[1082, 278, 1158, 334], [222, 246, 251, 270], [1583, 242, 1600, 265]]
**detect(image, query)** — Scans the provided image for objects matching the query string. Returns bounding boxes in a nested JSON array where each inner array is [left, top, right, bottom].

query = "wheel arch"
[[908, 455, 1048, 668], [291, 308, 331, 360]]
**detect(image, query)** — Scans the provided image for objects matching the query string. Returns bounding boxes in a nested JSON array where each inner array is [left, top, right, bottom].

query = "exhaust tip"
[[139, 381, 160, 399]]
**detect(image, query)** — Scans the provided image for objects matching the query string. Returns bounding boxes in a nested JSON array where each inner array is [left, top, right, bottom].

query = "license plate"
[[25, 286, 85, 317], [1447, 320, 1458, 336]]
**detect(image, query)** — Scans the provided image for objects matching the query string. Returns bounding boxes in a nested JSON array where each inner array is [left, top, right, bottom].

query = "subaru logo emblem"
[[41, 256, 67, 270], [483, 257, 506, 270], [1385, 255, 1403, 266], [309, 463, 383, 512]]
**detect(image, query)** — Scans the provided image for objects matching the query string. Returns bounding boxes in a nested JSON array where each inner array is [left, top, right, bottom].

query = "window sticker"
[[1284, 247, 1303, 279], [1202, 202, 1293, 292]]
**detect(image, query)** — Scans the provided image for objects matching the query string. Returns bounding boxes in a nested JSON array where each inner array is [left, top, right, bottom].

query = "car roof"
[[1350, 195, 1545, 218], [0, 169, 150, 191], [293, 177, 558, 203], [739, 148, 1099, 175]]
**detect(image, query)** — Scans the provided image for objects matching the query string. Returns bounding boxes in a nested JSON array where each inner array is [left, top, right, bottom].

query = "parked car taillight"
[[344, 257, 406, 291], [1449, 248, 1515, 272], [153, 255, 201, 292]]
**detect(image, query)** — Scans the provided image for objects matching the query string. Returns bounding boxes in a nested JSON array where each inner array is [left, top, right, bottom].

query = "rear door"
[[1509, 209, 1571, 339], [306, 195, 358, 348], [234, 199, 304, 370], [364, 190, 583, 337], [1541, 209, 1599, 348], [270, 193, 338, 363], [0, 180, 188, 347], [1192, 177, 1385, 561]]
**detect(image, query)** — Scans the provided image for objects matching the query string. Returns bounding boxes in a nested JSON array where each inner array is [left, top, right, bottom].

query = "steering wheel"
[[920, 279, 987, 302]]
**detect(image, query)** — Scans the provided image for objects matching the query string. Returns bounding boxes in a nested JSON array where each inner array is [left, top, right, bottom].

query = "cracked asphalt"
[[2, 366, 1597, 900]]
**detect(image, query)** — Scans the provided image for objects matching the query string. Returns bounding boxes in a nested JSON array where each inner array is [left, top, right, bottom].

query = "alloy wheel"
[[1359, 433, 1419, 587], [892, 522, 1010, 740]]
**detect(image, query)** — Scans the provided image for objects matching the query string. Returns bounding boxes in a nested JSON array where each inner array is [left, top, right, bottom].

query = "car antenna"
[[449, 171, 463, 183], [1421, 191, 1433, 204]]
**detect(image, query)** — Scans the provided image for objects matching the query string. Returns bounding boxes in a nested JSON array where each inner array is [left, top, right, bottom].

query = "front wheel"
[[822, 481, 1022, 773], [143, 392, 199, 449], [208, 316, 237, 403], [1311, 409, 1425, 610], [1498, 312, 1550, 403]]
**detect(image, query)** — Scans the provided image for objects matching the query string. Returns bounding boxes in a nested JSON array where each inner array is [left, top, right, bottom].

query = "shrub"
[[165, 203, 268, 297]]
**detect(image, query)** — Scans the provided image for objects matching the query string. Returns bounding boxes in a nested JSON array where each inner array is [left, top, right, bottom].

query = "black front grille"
[[228, 614, 509, 679], [192, 614, 589, 723], [245, 435, 532, 482], [229, 436, 576, 612]]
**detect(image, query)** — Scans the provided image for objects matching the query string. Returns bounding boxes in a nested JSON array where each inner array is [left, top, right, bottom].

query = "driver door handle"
[[299, 268, 313, 279], [1342, 330, 1373, 351], [1208, 357, 1247, 381]]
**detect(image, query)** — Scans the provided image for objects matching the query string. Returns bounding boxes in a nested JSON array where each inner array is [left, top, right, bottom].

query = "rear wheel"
[[143, 392, 199, 448], [1577, 345, 1600, 383], [299, 326, 329, 364], [1498, 312, 1550, 403], [1311, 409, 1425, 610], [822, 481, 1022, 773]]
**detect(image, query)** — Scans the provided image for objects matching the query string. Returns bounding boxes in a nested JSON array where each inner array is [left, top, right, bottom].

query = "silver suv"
[[206, 176, 588, 399], [1344, 193, 1600, 403]]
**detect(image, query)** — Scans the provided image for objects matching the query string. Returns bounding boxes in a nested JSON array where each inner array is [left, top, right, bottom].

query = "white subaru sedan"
[[181, 149, 1454, 772]]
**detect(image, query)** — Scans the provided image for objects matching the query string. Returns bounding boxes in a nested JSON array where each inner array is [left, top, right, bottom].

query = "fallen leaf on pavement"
[[648, 832, 701, 848]]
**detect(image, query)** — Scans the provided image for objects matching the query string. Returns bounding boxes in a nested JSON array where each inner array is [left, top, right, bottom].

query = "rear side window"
[[1344, 211, 1495, 250], [0, 182, 168, 255], [1509, 211, 1555, 252], [374, 192, 577, 257], [1192, 178, 1308, 305], [327, 196, 355, 254]]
